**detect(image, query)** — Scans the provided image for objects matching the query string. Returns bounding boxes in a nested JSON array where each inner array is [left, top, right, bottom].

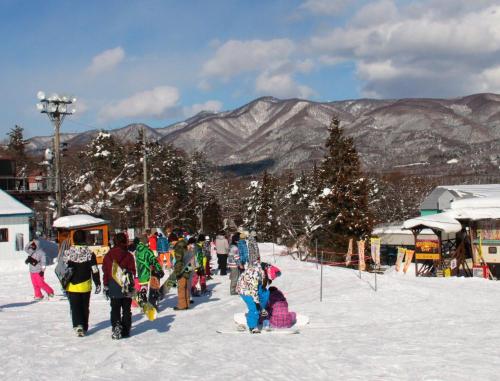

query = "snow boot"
[[249, 327, 261, 334], [112, 324, 122, 340], [75, 325, 85, 337]]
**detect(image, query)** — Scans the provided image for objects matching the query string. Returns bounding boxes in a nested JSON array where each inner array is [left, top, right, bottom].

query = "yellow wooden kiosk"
[[53, 214, 110, 264]]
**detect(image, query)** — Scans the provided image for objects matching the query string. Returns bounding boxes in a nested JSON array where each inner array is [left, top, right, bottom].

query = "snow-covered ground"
[[2, 243, 500, 380]]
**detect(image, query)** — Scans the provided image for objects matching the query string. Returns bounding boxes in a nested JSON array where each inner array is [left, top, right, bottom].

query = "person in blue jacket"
[[157, 233, 170, 270], [237, 232, 249, 267]]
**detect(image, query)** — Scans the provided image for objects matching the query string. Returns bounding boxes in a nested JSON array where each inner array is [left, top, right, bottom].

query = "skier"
[[235, 264, 270, 333], [102, 233, 136, 339], [135, 236, 164, 309], [247, 231, 260, 265], [63, 230, 101, 337], [173, 235, 191, 310], [215, 231, 229, 276], [24, 239, 54, 300], [156, 233, 169, 270], [191, 236, 207, 296], [237, 232, 249, 268], [228, 233, 242, 295], [203, 235, 212, 279]]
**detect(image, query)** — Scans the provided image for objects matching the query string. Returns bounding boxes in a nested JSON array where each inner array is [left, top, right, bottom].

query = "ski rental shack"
[[53, 214, 110, 264]]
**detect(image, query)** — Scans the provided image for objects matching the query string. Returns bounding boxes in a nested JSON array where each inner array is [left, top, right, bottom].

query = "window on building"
[[0, 228, 8, 242], [488, 246, 497, 254]]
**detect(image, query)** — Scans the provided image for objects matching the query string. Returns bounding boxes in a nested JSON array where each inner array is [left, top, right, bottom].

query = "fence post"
[[374, 268, 377, 292], [272, 235, 276, 263], [320, 250, 324, 302], [315, 239, 318, 270]]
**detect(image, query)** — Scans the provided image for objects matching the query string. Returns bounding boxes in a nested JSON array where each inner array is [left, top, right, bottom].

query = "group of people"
[[24, 227, 296, 338]]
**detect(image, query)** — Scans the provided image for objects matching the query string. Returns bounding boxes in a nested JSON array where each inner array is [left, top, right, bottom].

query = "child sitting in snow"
[[266, 286, 296, 329]]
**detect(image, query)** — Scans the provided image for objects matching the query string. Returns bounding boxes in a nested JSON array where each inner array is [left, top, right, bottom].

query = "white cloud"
[[255, 71, 315, 99], [98, 86, 180, 121], [202, 39, 295, 79], [86, 47, 125, 76], [309, 1, 500, 97], [184, 100, 223, 117], [300, 0, 352, 15]]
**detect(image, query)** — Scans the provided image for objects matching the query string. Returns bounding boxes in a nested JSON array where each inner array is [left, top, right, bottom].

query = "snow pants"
[[67, 291, 91, 332], [240, 286, 270, 329], [191, 271, 206, 294], [110, 297, 132, 336], [217, 254, 228, 275], [176, 277, 190, 310], [30, 272, 54, 298], [229, 267, 239, 295]]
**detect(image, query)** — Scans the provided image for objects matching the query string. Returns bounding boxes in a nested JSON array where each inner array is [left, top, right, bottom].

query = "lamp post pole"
[[36, 91, 76, 219], [142, 128, 150, 231]]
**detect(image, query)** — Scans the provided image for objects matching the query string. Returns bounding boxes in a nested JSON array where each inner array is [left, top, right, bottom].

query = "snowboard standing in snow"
[[148, 268, 163, 309]]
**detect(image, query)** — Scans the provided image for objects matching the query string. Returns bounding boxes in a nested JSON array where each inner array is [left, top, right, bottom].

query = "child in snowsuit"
[[25, 239, 55, 300], [236, 264, 270, 333], [228, 234, 242, 295], [63, 230, 101, 337], [102, 233, 136, 339], [266, 286, 296, 328]]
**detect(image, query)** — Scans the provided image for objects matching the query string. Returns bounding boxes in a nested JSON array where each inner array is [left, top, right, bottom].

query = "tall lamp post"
[[36, 91, 76, 219]]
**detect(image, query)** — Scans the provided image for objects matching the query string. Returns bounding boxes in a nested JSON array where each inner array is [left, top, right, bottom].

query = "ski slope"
[[2, 243, 500, 380]]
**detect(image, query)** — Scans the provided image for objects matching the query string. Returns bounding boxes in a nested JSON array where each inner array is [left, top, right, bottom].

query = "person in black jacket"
[[63, 230, 101, 337]]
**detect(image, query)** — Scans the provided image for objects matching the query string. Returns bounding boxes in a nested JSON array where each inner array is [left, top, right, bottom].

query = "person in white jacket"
[[215, 232, 229, 275], [24, 239, 55, 300]]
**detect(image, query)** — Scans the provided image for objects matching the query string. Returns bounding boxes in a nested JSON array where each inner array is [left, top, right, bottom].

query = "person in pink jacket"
[[266, 286, 296, 328], [24, 240, 54, 300]]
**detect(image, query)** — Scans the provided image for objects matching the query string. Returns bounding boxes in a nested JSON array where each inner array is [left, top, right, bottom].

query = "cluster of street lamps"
[[36, 91, 76, 218]]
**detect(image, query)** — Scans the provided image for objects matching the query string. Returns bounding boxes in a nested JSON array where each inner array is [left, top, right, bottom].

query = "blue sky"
[[1, 0, 500, 138]]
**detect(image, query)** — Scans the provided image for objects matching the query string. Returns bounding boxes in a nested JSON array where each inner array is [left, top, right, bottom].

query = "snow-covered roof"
[[53, 214, 109, 229], [373, 224, 434, 236], [403, 213, 463, 234], [0, 189, 33, 216], [420, 184, 500, 210]]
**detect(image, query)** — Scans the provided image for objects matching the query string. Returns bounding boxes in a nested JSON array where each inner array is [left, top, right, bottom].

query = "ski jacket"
[[24, 240, 46, 273], [215, 235, 229, 254], [102, 246, 136, 298], [247, 236, 260, 265], [194, 243, 205, 273], [174, 239, 190, 280], [237, 240, 249, 265], [148, 235, 157, 251], [63, 246, 101, 293], [236, 265, 263, 303], [202, 241, 211, 259], [267, 288, 296, 328], [227, 244, 240, 269], [135, 242, 162, 285], [157, 236, 169, 253]]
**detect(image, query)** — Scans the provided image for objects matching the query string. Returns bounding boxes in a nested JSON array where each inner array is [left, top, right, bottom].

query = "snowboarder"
[[102, 233, 136, 339], [191, 236, 207, 296], [228, 233, 243, 295], [63, 230, 101, 337], [237, 232, 249, 267], [203, 235, 212, 279], [247, 231, 260, 265], [24, 239, 54, 300], [135, 236, 164, 309], [235, 264, 270, 333], [266, 286, 296, 329], [215, 231, 229, 275]]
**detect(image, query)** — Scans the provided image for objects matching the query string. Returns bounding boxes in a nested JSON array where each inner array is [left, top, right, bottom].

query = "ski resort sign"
[[415, 240, 440, 260]]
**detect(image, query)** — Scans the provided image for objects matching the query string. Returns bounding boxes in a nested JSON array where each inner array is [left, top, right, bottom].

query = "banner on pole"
[[403, 249, 415, 274], [345, 238, 353, 266], [358, 240, 366, 271], [370, 237, 381, 266], [396, 247, 406, 272]]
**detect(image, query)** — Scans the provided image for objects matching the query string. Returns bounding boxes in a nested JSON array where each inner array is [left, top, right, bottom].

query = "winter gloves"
[[25, 256, 39, 266]]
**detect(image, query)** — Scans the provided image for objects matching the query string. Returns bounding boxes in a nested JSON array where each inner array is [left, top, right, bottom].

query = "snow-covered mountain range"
[[26, 93, 500, 175]]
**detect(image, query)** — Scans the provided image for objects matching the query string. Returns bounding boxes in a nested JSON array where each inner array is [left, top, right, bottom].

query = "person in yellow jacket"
[[63, 230, 101, 337]]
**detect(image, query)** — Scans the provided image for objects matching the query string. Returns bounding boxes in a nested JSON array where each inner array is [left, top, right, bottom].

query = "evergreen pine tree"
[[316, 117, 373, 249], [255, 171, 279, 241], [7, 125, 26, 158]]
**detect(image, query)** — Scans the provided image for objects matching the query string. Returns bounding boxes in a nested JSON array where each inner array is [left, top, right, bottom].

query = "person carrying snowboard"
[[24, 239, 55, 300], [135, 236, 164, 309], [102, 233, 136, 339], [173, 236, 191, 310], [63, 230, 101, 337], [235, 264, 270, 333]]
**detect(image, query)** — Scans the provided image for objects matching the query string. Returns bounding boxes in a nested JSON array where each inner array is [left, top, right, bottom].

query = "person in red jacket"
[[102, 233, 136, 340]]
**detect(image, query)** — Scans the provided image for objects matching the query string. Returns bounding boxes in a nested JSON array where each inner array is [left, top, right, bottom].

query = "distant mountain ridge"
[[26, 93, 500, 176]]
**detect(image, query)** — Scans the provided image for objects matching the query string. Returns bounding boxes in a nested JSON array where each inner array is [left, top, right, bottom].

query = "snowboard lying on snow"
[[216, 313, 309, 334]]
